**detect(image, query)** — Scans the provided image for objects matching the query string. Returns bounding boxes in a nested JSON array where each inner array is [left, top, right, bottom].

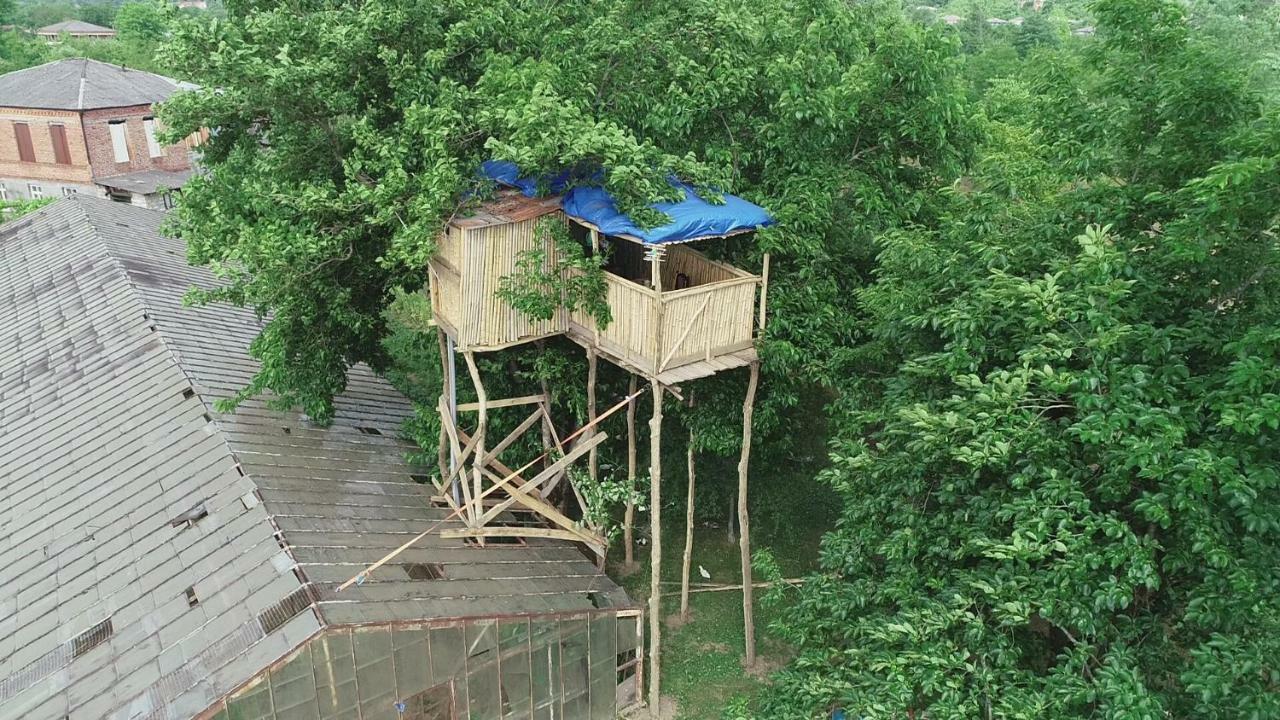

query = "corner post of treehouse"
[[758, 252, 771, 332], [738, 361, 761, 666], [462, 351, 487, 531], [649, 244, 666, 375], [435, 330, 451, 486], [680, 394, 696, 621], [624, 374, 639, 567], [586, 348, 599, 484], [647, 377, 664, 716]]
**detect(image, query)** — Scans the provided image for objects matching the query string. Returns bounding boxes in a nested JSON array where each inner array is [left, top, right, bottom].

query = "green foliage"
[[158, 0, 975, 437], [0, 197, 54, 221], [496, 217, 612, 328], [114, 0, 174, 45], [757, 0, 1280, 716], [570, 466, 645, 545]]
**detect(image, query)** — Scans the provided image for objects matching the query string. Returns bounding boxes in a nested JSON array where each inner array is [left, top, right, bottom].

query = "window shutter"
[[14, 123, 35, 162], [108, 121, 129, 163], [49, 124, 71, 165], [143, 118, 164, 158]]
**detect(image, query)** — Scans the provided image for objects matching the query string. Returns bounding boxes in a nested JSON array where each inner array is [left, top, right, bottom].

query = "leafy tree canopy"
[[158, 0, 976, 425], [757, 0, 1280, 717]]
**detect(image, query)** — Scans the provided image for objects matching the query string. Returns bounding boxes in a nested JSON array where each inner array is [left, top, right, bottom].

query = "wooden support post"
[[647, 378, 664, 716], [650, 248, 664, 376], [462, 352, 487, 531], [680, 424, 696, 621], [623, 374, 638, 567], [758, 252, 771, 332], [437, 329, 460, 504], [587, 349, 599, 484], [737, 361, 760, 667], [436, 420, 449, 491]]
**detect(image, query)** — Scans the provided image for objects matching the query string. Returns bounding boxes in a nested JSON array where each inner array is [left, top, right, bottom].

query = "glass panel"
[[499, 619, 531, 719], [467, 648, 501, 719], [529, 620, 558, 720], [227, 675, 273, 720], [393, 626, 433, 700], [400, 681, 456, 720], [430, 625, 468, 714], [271, 645, 320, 720], [588, 616, 617, 718], [313, 631, 360, 719], [354, 628, 398, 720], [558, 617, 590, 720]]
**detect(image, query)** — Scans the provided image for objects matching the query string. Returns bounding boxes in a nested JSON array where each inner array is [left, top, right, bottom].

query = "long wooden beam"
[[456, 394, 545, 412]]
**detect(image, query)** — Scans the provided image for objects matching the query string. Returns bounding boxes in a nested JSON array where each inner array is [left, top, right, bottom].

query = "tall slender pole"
[[737, 361, 760, 666], [647, 378, 664, 716], [463, 351, 486, 530], [587, 349, 599, 483], [680, 422, 696, 621], [624, 374, 639, 567], [439, 332, 461, 507]]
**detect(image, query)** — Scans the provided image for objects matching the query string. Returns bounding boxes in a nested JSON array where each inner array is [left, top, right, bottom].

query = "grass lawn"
[[610, 423, 833, 719]]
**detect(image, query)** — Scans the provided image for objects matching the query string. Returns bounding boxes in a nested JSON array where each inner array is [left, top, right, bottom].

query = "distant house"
[[176, 0, 209, 8], [941, 13, 963, 24], [35, 20, 117, 41], [0, 197, 640, 720], [0, 58, 205, 208]]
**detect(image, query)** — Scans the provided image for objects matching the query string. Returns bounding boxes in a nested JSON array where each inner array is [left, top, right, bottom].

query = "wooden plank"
[[478, 433, 608, 526], [439, 526, 604, 547], [479, 406, 544, 467]]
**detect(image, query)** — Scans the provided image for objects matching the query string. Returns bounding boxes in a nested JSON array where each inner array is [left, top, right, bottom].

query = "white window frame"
[[61, 186, 78, 198], [108, 120, 130, 163], [0, 183, 7, 201], [143, 117, 164, 158], [28, 183, 44, 199]]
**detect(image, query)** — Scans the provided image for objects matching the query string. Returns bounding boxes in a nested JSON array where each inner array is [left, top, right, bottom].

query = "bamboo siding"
[[429, 198, 762, 377], [658, 276, 757, 370], [462, 218, 566, 348], [661, 245, 750, 289]]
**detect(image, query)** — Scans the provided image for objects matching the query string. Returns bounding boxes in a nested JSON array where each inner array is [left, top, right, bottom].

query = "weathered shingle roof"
[[95, 168, 194, 195], [0, 58, 192, 111], [0, 198, 626, 719], [36, 20, 116, 35]]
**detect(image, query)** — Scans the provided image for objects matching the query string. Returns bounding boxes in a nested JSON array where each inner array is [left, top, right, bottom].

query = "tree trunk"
[[647, 379, 664, 716], [737, 361, 760, 666], [624, 374, 638, 566]]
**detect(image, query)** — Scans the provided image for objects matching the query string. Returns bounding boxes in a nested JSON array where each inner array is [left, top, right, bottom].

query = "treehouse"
[[425, 165, 774, 716], [427, 169, 773, 384]]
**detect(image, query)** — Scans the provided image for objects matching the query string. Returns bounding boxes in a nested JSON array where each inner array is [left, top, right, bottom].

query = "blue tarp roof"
[[479, 160, 774, 245]]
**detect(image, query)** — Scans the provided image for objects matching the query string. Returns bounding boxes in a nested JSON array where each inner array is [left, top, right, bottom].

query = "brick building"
[[0, 58, 203, 209]]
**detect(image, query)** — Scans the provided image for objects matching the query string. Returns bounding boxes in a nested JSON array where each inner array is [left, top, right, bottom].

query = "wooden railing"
[[656, 276, 758, 371], [569, 268, 760, 374]]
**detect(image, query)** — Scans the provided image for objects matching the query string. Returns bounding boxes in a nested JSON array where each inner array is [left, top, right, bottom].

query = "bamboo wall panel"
[[661, 245, 748, 289], [429, 260, 463, 338], [438, 226, 463, 273], [570, 274, 654, 368], [659, 278, 757, 368], [461, 220, 567, 349]]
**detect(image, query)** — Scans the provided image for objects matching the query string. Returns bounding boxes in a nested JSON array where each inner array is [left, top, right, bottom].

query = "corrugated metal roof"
[[0, 58, 193, 111], [0, 198, 628, 720]]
